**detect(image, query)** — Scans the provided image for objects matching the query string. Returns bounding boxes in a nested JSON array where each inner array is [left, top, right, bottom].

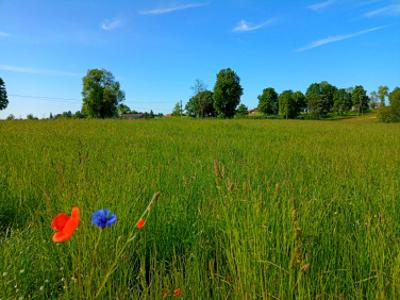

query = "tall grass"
[[0, 118, 399, 299]]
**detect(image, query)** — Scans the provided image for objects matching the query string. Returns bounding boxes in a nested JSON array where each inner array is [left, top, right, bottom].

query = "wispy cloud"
[[233, 19, 276, 32], [0, 31, 10, 37], [364, 4, 400, 17], [0, 64, 80, 77], [101, 18, 123, 31], [139, 2, 208, 15], [296, 26, 386, 52], [308, 0, 336, 11]]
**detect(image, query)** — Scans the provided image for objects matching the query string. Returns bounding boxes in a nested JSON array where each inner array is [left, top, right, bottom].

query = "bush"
[[378, 107, 400, 123]]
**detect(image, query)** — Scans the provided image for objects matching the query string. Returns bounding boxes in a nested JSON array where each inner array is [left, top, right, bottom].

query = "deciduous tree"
[[0, 77, 8, 111], [213, 68, 243, 118], [258, 88, 278, 115], [81, 69, 125, 118]]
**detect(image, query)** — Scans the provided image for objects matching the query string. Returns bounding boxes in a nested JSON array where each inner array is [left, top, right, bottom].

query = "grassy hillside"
[[0, 118, 399, 299]]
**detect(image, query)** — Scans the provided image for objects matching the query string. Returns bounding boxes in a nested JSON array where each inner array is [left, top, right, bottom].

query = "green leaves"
[[213, 68, 243, 118], [0, 77, 8, 111], [81, 69, 125, 118]]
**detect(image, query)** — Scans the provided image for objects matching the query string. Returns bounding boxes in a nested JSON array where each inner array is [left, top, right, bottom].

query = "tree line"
[[1, 70, 399, 122], [173, 68, 399, 121]]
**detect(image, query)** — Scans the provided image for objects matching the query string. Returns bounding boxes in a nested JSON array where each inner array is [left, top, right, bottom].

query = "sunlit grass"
[[0, 118, 399, 299]]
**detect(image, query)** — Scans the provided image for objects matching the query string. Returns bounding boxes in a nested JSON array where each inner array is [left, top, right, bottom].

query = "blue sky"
[[0, 0, 399, 118]]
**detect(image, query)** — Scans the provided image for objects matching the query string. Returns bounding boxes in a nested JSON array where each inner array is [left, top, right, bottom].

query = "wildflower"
[[39, 286, 44, 291], [91, 209, 117, 229], [51, 207, 80, 243], [173, 288, 181, 297], [136, 218, 145, 229], [19, 269, 25, 274]]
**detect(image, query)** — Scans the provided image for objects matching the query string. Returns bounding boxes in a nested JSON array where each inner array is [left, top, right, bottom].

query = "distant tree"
[[307, 94, 324, 119], [370, 91, 379, 109], [0, 77, 8, 111], [172, 102, 183, 116], [49, 113, 54, 119], [26, 114, 38, 120], [306, 81, 337, 117], [213, 68, 243, 118], [258, 87, 278, 115], [6, 114, 15, 120], [191, 79, 207, 95], [279, 90, 297, 119], [390, 87, 400, 110], [81, 69, 125, 118], [61, 111, 73, 118], [118, 103, 131, 115], [378, 87, 400, 122], [74, 111, 86, 119], [333, 89, 353, 114], [292, 91, 306, 113], [352, 85, 369, 115], [377, 86, 389, 107], [186, 90, 215, 117], [236, 103, 249, 117], [149, 110, 155, 118]]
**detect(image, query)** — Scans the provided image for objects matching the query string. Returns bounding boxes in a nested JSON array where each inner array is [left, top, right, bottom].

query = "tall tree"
[[292, 91, 306, 113], [307, 94, 324, 119], [258, 88, 278, 115], [378, 87, 400, 122], [0, 77, 8, 111], [333, 89, 352, 114], [389, 87, 400, 110], [378, 86, 389, 107], [305, 81, 337, 117], [352, 85, 370, 115], [213, 68, 243, 118], [185, 91, 215, 117], [279, 90, 299, 119], [81, 69, 125, 118]]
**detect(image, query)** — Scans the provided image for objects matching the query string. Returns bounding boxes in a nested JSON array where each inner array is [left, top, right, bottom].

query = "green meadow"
[[1, 117, 400, 299]]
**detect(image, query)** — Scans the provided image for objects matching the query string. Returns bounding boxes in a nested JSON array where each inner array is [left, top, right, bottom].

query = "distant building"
[[249, 108, 258, 114], [120, 113, 145, 119]]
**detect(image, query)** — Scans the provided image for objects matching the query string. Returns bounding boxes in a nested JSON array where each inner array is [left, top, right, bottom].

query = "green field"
[[1, 118, 400, 299]]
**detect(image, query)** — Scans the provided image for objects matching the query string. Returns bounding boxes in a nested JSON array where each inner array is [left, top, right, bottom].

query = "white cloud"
[[233, 19, 276, 32], [364, 4, 400, 17], [296, 26, 386, 52], [308, 0, 336, 11], [101, 18, 123, 31], [139, 2, 208, 15], [0, 31, 10, 37], [0, 64, 80, 77]]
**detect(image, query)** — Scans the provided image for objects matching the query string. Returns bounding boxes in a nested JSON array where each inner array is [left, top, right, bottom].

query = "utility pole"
[[180, 100, 183, 117]]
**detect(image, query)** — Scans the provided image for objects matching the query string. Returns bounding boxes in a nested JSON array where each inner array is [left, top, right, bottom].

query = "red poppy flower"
[[136, 218, 145, 229], [51, 207, 80, 242], [173, 288, 181, 297]]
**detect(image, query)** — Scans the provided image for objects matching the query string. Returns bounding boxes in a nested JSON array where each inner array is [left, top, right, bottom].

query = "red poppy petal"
[[52, 208, 80, 243], [51, 213, 70, 231], [136, 218, 145, 229]]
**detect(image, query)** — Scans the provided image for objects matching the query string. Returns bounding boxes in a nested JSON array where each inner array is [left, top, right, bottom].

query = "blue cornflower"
[[91, 209, 117, 229]]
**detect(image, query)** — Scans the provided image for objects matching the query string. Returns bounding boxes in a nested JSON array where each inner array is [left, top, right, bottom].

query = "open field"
[[1, 118, 400, 299]]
